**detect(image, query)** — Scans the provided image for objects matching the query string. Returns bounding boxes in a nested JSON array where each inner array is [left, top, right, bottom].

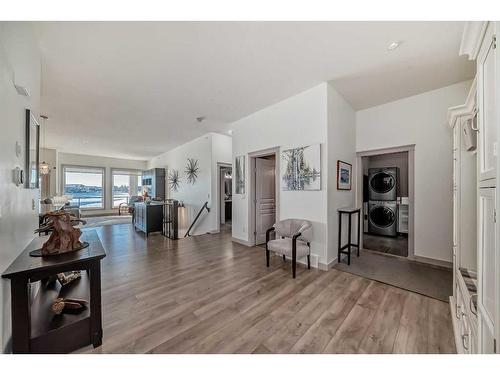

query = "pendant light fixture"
[[39, 114, 50, 175]]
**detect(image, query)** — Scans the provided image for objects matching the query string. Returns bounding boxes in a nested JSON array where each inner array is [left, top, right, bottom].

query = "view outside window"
[[63, 166, 104, 209], [112, 170, 142, 207]]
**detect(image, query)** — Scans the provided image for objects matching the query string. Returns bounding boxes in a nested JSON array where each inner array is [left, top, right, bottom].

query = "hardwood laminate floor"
[[76, 224, 455, 354]]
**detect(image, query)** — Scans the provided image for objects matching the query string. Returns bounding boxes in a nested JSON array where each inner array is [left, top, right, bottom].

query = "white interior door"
[[255, 158, 276, 245]]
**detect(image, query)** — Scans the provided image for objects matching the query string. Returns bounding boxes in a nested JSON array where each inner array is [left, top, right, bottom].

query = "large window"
[[112, 169, 142, 208], [63, 166, 105, 209]]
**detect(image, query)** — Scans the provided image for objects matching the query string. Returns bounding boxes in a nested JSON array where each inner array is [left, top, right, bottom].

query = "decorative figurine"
[[33, 210, 88, 257], [51, 297, 88, 315]]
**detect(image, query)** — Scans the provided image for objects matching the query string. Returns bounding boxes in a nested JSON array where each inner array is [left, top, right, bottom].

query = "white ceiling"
[[34, 22, 474, 160]]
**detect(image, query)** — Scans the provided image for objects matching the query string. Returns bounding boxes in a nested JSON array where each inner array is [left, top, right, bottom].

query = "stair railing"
[[184, 201, 210, 237]]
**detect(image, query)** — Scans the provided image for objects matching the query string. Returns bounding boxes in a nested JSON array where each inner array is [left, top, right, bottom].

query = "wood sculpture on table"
[[32, 210, 88, 257], [51, 297, 88, 315]]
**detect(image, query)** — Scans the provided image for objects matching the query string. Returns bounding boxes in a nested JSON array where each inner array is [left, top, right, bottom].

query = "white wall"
[[356, 81, 471, 262], [148, 133, 232, 235], [0, 22, 41, 352], [57, 152, 147, 215], [327, 84, 357, 264], [231, 84, 329, 266]]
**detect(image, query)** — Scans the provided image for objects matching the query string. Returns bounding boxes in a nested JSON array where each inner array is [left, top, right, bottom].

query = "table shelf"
[[2, 229, 105, 353]]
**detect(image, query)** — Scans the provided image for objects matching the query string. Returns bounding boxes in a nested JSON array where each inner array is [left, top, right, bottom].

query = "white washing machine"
[[368, 201, 397, 237], [368, 167, 398, 201]]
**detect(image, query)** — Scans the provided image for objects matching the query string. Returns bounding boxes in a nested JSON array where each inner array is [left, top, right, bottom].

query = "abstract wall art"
[[184, 158, 199, 184], [281, 144, 321, 191], [168, 169, 181, 192], [337, 160, 352, 190], [235, 155, 245, 194]]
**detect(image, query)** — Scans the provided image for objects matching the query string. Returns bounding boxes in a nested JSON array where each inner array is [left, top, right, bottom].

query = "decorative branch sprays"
[[185, 158, 199, 184], [169, 169, 181, 192]]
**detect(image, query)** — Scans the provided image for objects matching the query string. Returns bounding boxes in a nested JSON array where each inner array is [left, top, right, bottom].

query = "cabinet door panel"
[[480, 314, 496, 353], [477, 23, 497, 181], [477, 187, 497, 329]]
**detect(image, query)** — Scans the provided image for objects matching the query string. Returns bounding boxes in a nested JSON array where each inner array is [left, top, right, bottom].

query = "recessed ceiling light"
[[227, 129, 233, 135], [387, 41, 402, 51]]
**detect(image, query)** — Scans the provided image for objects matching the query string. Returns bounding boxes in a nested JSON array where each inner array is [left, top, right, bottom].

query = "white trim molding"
[[447, 77, 477, 128], [460, 21, 488, 60]]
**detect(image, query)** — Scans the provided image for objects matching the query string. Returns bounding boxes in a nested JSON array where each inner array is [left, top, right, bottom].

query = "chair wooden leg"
[[307, 255, 310, 269], [292, 255, 296, 279], [266, 249, 270, 267]]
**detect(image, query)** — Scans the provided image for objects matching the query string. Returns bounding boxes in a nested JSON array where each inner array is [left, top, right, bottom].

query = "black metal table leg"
[[347, 213, 352, 265], [357, 210, 361, 257], [337, 208, 361, 266], [338, 212, 342, 263]]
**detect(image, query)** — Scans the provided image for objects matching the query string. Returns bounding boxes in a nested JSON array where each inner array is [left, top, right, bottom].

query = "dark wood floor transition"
[[77, 224, 455, 354]]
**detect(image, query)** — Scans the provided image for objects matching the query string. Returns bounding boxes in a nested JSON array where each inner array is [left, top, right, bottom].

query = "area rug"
[[82, 215, 132, 228], [333, 250, 452, 302]]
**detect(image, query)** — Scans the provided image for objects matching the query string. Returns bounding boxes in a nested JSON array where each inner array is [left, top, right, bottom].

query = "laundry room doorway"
[[356, 145, 415, 258]]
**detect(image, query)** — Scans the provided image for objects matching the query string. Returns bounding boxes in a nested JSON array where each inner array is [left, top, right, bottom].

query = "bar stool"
[[337, 207, 361, 265]]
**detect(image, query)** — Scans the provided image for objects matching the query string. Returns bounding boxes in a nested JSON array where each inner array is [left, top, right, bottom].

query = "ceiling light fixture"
[[196, 116, 205, 123], [39, 115, 50, 175], [227, 129, 233, 135], [387, 41, 402, 51]]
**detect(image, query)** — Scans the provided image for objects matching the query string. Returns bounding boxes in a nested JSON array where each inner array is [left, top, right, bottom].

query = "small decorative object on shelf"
[[33, 210, 88, 257], [185, 158, 199, 184], [168, 169, 181, 192], [57, 271, 81, 286], [51, 297, 88, 315]]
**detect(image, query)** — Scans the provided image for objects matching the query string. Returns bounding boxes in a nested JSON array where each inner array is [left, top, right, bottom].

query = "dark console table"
[[134, 202, 163, 237], [1, 230, 106, 353]]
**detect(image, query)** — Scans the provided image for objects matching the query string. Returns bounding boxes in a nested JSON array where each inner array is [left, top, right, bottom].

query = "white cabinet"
[[454, 21, 500, 354], [448, 80, 480, 354], [477, 23, 497, 182]]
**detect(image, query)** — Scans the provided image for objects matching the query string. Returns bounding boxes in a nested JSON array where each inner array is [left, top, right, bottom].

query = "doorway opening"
[[361, 150, 411, 257], [218, 164, 232, 232], [249, 150, 279, 246]]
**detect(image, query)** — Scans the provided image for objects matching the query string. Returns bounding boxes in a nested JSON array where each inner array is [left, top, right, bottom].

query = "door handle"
[[470, 109, 479, 132], [462, 333, 470, 351]]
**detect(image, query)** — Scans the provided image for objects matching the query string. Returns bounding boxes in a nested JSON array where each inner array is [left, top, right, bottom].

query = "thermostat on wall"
[[13, 167, 24, 186]]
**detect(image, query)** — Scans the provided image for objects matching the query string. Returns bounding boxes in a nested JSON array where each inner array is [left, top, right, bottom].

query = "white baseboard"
[[318, 257, 337, 271], [232, 237, 252, 246], [409, 255, 453, 269]]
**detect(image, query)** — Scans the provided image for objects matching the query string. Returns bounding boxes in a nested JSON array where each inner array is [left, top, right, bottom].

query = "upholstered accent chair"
[[265, 219, 313, 278]]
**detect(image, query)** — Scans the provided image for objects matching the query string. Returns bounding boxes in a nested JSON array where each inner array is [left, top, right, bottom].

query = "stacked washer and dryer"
[[367, 167, 398, 237]]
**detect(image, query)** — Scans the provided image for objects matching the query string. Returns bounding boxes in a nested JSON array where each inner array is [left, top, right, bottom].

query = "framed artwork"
[[25, 109, 40, 189], [337, 160, 352, 190], [235, 155, 245, 194], [281, 144, 321, 191]]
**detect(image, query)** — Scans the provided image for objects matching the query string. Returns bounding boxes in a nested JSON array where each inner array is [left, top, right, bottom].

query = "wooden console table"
[[1, 230, 106, 353]]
